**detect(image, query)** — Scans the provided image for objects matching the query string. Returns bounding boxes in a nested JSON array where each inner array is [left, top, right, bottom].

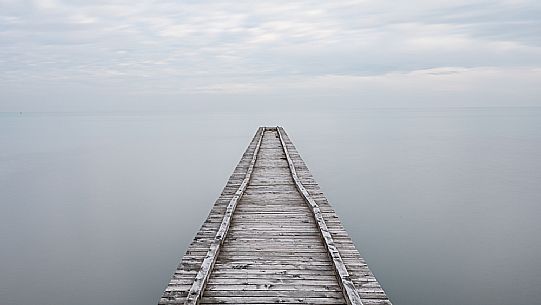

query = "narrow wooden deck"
[[159, 127, 392, 305]]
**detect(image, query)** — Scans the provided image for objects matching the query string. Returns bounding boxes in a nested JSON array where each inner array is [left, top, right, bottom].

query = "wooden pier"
[[159, 127, 392, 305]]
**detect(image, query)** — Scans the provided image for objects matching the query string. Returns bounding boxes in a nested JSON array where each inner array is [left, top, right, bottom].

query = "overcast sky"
[[1, 0, 540, 111]]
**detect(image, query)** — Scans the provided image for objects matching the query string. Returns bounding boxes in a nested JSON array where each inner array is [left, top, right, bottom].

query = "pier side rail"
[[182, 127, 265, 305], [277, 126, 363, 305]]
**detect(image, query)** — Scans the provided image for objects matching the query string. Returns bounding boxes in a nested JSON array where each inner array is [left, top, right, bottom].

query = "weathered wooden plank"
[[199, 296, 346, 304], [205, 278, 342, 285], [159, 127, 391, 305], [159, 129, 265, 305], [181, 128, 266, 305], [205, 284, 342, 291], [202, 290, 345, 297], [198, 129, 347, 305], [276, 127, 364, 305], [276, 128, 392, 304]]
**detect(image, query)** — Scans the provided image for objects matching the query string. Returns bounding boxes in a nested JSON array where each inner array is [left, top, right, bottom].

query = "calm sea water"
[[1, 107, 540, 305]]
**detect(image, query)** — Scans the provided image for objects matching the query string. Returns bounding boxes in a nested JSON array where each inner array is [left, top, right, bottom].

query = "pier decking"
[[159, 127, 392, 305]]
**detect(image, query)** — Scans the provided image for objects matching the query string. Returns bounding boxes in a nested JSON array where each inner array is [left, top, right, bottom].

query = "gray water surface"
[[1, 107, 540, 305]]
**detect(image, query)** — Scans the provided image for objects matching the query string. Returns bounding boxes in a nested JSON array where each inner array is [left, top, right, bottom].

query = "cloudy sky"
[[1, 0, 540, 111]]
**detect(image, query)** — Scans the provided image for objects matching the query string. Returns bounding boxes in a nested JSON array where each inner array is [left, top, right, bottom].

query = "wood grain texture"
[[158, 127, 392, 305], [277, 127, 363, 305]]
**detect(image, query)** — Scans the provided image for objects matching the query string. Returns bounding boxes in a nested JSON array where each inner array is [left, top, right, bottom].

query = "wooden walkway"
[[159, 127, 392, 305]]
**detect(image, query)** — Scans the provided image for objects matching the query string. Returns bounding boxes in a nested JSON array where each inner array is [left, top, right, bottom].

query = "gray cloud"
[[1, 0, 540, 110]]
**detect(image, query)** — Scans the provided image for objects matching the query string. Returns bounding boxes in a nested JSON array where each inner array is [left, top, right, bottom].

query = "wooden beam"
[[276, 126, 364, 305], [183, 127, 266, 305]]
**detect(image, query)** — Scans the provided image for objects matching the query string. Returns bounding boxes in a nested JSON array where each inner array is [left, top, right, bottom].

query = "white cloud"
[[0, 0, 540, 109]]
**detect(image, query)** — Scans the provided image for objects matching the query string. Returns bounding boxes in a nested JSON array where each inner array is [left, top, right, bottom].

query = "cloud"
[[0, 0, 540, 109]]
